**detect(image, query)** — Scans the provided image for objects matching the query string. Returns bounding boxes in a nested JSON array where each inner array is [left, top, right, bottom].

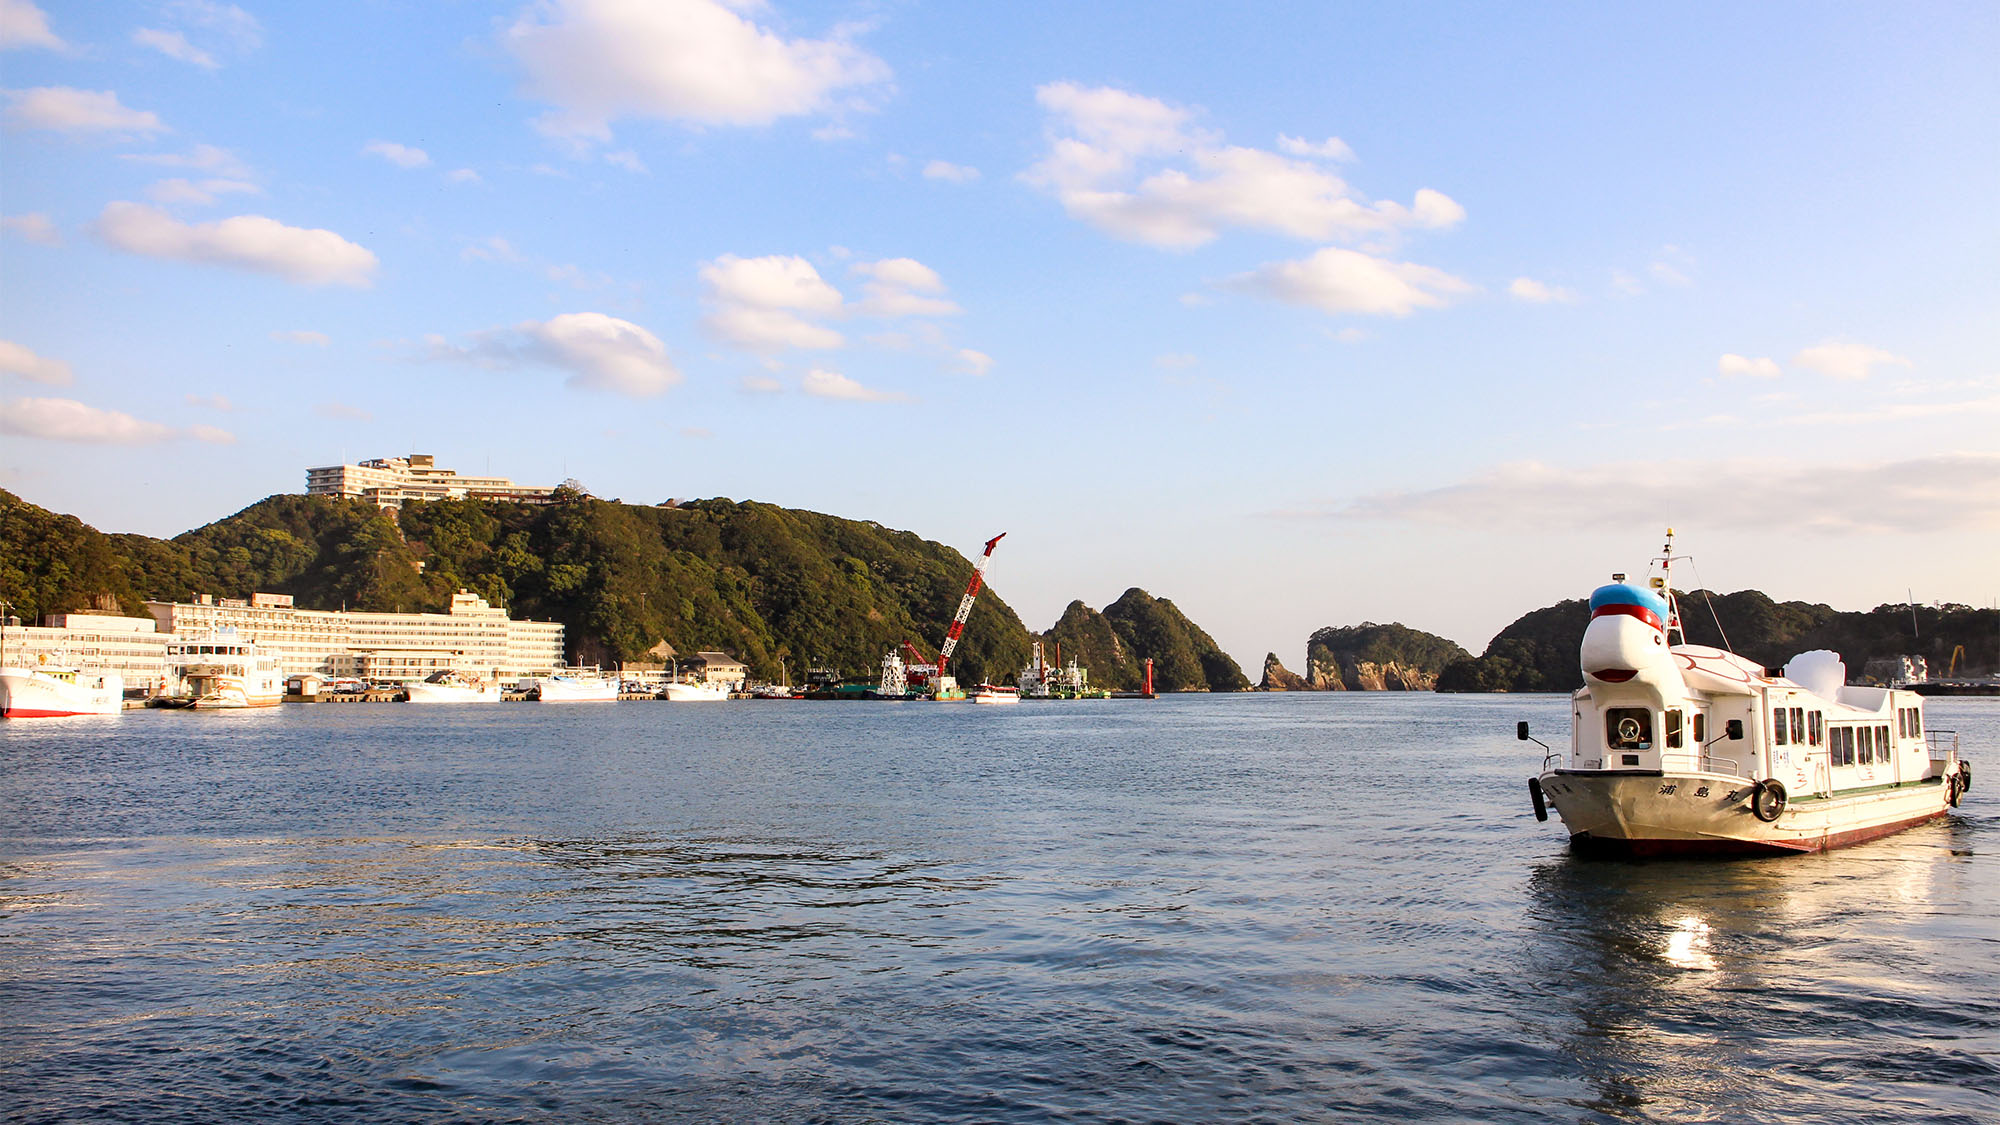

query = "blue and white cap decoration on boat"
[[1589, 582, 1670, 632]]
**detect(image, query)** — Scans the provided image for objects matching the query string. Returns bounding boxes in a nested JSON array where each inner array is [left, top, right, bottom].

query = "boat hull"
[[0, 669, 124, 717], [405, 682, 501, 703], [536, 677, 618, 702], [660, 682, 730, 702], [1540, 770, 1954, 857]]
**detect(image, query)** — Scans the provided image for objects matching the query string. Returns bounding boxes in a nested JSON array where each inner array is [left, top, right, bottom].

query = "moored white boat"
[[0, 662, 124, 717], [535, 669, 619, 702], [157, 630, 283, 709], [661, 678, 731, 701], [404, 669, 501, 703], [969, 683, 1019, 705], [1526, 531, 1973, 856]]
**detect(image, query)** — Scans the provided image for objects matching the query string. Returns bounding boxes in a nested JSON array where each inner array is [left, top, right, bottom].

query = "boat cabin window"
[[1665, 710, 1684, 749], [1789, 707, 1804, 744], [1693, 714, 1707, 744], [1773, 710, 1788, 746], [1607, 707, 1652, 751], [1879, 724, 1891, 755], [1832, 726, 1855, 767], [1809, 711, 1822, 745], [1859, 727, 1874, 765]]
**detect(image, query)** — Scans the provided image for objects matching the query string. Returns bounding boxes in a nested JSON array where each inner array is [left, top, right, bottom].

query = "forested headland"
[[0, 488, 1249, 691]]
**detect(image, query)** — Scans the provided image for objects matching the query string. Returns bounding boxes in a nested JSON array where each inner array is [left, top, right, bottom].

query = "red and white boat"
[[1527, 530, 1973, 856], [969, 683, 1020, 705], [0, 661, 124, 717]]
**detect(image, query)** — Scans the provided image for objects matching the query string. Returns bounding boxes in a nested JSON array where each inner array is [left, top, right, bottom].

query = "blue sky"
[[4, 0, 1997, 671]]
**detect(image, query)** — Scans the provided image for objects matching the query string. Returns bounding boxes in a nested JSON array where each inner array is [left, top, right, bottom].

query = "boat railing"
[[1542, 751, 1562, 772], [1925, 729, 1959, 762], [1698, 753, 1744, 777]]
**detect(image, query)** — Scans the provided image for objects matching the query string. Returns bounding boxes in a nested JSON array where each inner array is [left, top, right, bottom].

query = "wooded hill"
[[0, 488, 1250, 691], [1437, 589, 1998, 692]]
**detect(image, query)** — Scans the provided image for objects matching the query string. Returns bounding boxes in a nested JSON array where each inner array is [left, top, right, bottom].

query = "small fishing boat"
[[1525, 531, 1973, 856], [969, 683, 1019, 705], [660, 678, 730, 702], [156, 630, 283, 709], [0, 658, 124, 717], [535, 668, 619, 702], [404, 669, 501, 703]]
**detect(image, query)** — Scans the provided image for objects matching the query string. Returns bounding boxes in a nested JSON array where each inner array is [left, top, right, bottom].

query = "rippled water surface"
[[3, 694, 1996, 1122]]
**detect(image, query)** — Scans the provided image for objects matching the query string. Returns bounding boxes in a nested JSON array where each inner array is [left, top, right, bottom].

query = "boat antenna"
[[1653, 528, 1690, 646]]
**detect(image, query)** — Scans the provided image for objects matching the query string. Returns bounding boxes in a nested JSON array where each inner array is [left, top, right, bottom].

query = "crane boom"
[[936, 532, 1005, 672]]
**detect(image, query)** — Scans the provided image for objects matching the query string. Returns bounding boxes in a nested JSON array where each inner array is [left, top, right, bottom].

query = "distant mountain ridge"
[[0, 488, 1248, 692]]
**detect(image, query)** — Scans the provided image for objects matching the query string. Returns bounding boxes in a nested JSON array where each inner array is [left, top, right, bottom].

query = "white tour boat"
[[661, 678, 731, 702], [1525, 531, 1973, 856], [404, 669, 502, 703], [535, 669, 619, 703], [969, 683, 1020, 705], [0, 657, 124, 718], [156, 630, 284, 709]]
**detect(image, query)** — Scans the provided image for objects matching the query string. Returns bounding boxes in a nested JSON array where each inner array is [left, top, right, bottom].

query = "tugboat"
[[1525, 531, 1972, 856]]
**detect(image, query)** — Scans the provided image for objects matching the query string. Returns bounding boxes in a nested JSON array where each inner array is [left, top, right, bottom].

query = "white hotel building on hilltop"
[[145, 591, 566, 684], [306, 453, 555, 509]]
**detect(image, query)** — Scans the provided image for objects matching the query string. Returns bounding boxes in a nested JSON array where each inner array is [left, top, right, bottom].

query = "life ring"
[[1616, 716, 1642, 744], [1752, 779, 1787, 823]]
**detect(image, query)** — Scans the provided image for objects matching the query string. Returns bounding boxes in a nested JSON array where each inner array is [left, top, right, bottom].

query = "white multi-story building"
[[305, 453, 555, 509], [0, 613, 171, 689], [146, 591, 565, 682]]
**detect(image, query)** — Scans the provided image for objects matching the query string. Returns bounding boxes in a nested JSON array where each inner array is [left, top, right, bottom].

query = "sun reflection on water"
[[1660, 914, 1716, 970]]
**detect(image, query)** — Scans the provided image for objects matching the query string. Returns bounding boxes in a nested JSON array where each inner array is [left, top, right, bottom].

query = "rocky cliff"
[[1258, 653, 1310, 691], [1303, 622, 1470, 691]]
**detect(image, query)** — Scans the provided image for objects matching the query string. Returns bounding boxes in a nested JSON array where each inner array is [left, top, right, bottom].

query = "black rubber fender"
[[1961, 761, 1973, 794], [1947, 773, 1962, 808], [1529, 776, 1548, 822], [1752, 779, 1787, 823]]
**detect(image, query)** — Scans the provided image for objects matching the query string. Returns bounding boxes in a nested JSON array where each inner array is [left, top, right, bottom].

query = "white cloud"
[[94, 201, 377, 286], [185, 393, 232, 411], [3, 87, 165, 134], [1, 212, 60, 245], [1508, 277, 1577, 303], [738, 374, 783, 394], [165, 2, 260, 48], [699, 253, 845, 351], [1025, 82, 1462, 249], [462, 235, 522, 263], [133, 27, 215, 68], [1225, 246, 1473, 317], [1792, 340, 1912, 381], [0, 0, 63, 50], [802, 368, 908, 403], [363, 140, 430, 168], [271, 329, 330, 347], [503, 0, 891, 140], [954, 348, 992, 376], [851, 256, 960, 318], [427, 312, 680, 396], [0, 338, 72, 384], [120, 143, 250, 179], [1610, 270, 1645, 296], [1649, 260, 1691, 286], [923, 160, 979, 183], [1276, 135, 1355, 160], [604, 148, 647, 173], [145, 176, 259, 205], [0, 396, 234, 444], [448, 167, 482, 184], [1311, 454, 2000, 533], [1718, 353, 1780, 378]]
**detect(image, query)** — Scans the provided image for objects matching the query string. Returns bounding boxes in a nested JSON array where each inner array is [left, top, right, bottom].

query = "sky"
[[3, 0, 1997, 673]]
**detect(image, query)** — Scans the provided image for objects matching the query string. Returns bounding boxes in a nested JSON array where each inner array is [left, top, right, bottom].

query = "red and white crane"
[[935, 532, 1005, 680]]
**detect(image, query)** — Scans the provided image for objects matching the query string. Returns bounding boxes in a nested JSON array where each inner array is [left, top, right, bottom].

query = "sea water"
[[2, 694, 1995, 1122]]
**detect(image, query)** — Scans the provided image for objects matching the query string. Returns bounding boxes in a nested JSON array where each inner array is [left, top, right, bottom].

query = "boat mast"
[[1654, 527, 1685, 645]]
